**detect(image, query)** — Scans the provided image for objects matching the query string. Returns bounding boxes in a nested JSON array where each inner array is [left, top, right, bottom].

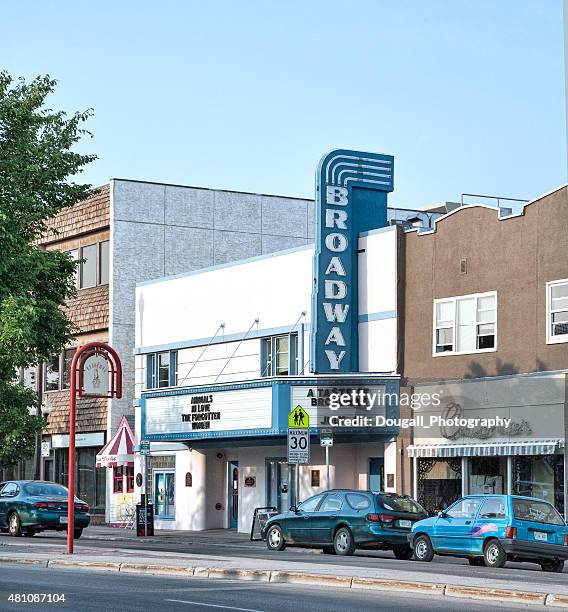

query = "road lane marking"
[[165, 600, 265, 611]]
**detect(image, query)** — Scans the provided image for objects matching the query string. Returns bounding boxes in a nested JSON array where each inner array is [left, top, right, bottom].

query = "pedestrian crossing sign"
[[288, 405, 309, 429]]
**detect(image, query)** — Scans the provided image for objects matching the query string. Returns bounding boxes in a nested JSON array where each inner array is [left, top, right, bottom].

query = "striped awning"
[[96, 416, 135, 468], [407, 439, 563, 458]]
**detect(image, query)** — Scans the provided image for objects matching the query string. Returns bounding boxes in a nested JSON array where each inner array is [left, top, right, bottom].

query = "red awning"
[[96, 416, 135, 468]]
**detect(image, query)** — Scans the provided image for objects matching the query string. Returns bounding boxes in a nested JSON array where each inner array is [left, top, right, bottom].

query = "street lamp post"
[[67, 342, 122, 554]]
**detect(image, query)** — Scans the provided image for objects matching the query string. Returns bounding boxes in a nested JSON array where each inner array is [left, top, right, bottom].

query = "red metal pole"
[[67, 351, 80, 554]]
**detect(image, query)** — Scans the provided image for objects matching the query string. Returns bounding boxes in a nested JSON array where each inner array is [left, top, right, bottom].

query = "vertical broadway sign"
[[311, 149, 394, 373]]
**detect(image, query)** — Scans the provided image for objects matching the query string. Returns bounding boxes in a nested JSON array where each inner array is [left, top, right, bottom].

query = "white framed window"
[[547, 279, 568, 344], [261, 334, 298, 376], [433, 291, 497, 356]]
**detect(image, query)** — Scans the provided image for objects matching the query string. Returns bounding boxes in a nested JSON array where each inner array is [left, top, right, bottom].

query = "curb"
[[2, 557, 567, 607]]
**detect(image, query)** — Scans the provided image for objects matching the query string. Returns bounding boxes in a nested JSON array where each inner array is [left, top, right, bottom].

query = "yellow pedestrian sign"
[[288, 405, 309, 429]]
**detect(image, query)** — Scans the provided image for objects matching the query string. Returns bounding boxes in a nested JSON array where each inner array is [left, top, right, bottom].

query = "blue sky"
[[2, 1, 565, 209]]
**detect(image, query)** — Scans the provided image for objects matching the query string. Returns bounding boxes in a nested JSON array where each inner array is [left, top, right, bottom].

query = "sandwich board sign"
[[288, 406, 310, 464]]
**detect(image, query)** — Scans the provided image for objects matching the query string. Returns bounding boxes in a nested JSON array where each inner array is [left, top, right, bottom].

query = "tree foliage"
[[0, 72, 96, 469]]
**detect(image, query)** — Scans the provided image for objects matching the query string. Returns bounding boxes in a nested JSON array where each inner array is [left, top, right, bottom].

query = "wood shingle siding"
[[40, 185, 110, 245], [65, 285, 109, 333], [44, 391, 107, 434]]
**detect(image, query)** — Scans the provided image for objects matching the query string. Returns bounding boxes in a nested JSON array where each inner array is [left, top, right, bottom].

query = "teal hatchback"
[[0, 481, 90, 539], [263, 489, 427, 557], [409, 495, 568, 572]]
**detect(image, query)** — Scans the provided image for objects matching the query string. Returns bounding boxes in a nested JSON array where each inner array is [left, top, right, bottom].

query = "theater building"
[[133, 150, 413, 532]]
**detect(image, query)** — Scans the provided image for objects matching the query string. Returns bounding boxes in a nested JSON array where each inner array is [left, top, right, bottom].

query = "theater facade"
[[133, 150, 407, 532]]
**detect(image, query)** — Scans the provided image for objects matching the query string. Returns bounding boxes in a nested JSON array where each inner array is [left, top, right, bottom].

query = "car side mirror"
[[289, 505, 298, 513], [437, 511, 446, 518]]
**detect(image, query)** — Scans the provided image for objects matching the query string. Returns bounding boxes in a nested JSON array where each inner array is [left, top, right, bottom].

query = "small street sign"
[[41, 441, 51, 457], [140, 440, 150, 456], [288, 406, 310, 464], [320, 429, 333, 447]]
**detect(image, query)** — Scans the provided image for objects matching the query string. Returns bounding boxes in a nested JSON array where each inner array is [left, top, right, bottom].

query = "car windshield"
[[512, 498, 564, 526], [24, 483, 68, 497], [378, 495, 426, 514]]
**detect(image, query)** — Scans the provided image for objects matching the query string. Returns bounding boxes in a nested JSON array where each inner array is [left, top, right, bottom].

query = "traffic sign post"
[[320, 429, 333, 488], [139, 440, 150, 537], [288, 406, 310, 507]]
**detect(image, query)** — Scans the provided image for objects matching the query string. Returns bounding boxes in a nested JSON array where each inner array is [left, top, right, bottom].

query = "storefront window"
[[113, 466, 124, 493], [468, 457, 506, 495], [417, 457, 462, 515], [53, 447, 106, 514], [513, 455, 564, 516]]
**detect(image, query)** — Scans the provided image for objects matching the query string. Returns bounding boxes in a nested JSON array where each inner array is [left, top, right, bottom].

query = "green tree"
[[0, 72, 96, 469]]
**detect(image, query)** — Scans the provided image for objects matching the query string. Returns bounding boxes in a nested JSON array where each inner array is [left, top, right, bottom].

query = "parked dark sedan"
[[0, 481, 90, 538], [262, 489, 427, 557]]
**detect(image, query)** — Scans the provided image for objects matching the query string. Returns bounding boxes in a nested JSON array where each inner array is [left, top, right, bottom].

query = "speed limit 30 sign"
[[288, 406, 310, 464]]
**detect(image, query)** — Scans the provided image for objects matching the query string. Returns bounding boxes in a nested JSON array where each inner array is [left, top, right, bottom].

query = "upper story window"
[[44, 348, 77, 392], [547, 279, 568, 344], [261, 334, 298, 376], [147, 351, 178, 389], [67, 240, 109, 290], [434, 292, 497, 356]]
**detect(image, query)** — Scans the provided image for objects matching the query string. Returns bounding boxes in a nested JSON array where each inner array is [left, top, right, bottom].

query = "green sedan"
[[262, 489, 427, 557], [0, 480, 90, 539]]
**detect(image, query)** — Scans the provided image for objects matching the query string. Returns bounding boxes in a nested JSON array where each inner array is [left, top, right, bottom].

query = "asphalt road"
[[0, 565, 548, 612], [11, 530, 567, 590]]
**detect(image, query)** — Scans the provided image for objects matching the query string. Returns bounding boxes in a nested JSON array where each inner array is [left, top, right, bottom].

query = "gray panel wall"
[[108, 179, 313, 433]]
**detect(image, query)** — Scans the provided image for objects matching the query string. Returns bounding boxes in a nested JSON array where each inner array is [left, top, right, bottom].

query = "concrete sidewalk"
[[77, 525, 253, 543], [1, 541, 567, 607]]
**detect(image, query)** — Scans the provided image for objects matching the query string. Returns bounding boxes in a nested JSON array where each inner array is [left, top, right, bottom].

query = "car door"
[[470, 497, 507, 555], [310, 494, 343, 543], [432, 497, 482, 554], [287, 494, 324, 544]]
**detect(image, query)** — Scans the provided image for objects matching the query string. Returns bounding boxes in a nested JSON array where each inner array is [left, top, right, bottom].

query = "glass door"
[[154, 471, 175, 519], [228, 462, 239, 528], [266, 459, 290, 513]]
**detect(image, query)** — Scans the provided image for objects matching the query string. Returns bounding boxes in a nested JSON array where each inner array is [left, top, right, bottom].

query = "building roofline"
[[110, 177, 313, 202], [403, 183, 567, 237]]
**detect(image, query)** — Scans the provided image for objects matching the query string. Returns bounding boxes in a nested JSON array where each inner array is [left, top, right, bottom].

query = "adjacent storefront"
[[408, 374, 566, 515]]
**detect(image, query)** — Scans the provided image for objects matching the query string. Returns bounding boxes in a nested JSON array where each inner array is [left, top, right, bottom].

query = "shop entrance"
[[369, 458, 384, 492], [266, 459, 290, 513], [228, 461, 239, 529], [154, 471, 175, 519]]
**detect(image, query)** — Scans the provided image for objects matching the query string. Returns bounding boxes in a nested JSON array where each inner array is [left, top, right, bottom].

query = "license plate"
[[59, 516, 68, 524], [534, 531, 547, 542], [398, 520, 412, 528]]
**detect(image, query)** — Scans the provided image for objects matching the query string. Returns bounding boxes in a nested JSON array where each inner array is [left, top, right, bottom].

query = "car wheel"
[[73, 529, 83, 540], [322, 546, 336, 555], [483, 539, 506, 568], [413, 535, 434, 562], [333, 527, 355, 556], [468, 557, 484, 566], [541, 559, 564, 573], [266, 525, 286, 551], [8, 512, 21, 537], [393, 545, 414, 560], [25, 528, 36, 537]]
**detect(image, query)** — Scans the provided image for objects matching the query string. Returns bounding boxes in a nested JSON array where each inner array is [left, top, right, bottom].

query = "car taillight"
[[74, 503, 89, 512], [505, 526, 517, 539], [33, 502, 48, 509], [379, 514, 395, 523], [366, 513, 381, 522], [564, 534, 568, 546]]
